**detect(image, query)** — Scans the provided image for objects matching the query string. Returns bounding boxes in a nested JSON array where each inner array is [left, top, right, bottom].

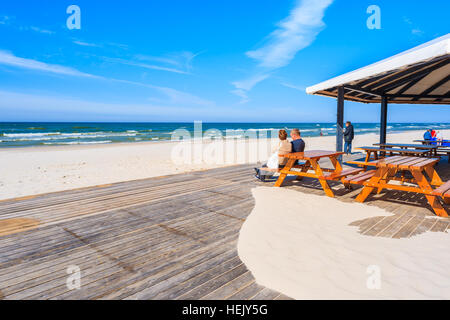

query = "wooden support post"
[[336, 86, 344, 158], [380, 96, 388, 145]]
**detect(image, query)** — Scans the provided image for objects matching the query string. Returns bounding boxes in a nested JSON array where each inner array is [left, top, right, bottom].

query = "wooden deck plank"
[[0, 161, 449, 300]]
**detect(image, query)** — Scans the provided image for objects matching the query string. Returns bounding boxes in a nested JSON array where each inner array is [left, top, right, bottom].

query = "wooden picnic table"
[[374, 143, 438, 156], [273, 150, 363, 197], [414, 139, 450, 146], [413, 140, 450, 163], [343, 156, 449, 217], [357, 146, 431, 162]]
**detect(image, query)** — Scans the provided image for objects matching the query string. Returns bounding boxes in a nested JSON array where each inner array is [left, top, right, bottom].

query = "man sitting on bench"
[[254, 128, 305, 181]]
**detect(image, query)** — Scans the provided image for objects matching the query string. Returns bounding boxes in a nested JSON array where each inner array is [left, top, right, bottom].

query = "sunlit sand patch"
[[0, 218, 41, 237], [238, 187, 450, 299]]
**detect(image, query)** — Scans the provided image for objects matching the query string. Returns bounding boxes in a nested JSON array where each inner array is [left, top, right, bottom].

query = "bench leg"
[[273, 158, 295, 187], [411, 169, 448, 217], [310, 159, 334, 197], [355, 186, 375, 202], [355, 167, 389, 203], [424, 195, 448, 217]]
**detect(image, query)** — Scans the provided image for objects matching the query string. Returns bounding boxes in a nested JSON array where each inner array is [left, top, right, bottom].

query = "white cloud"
[[134, 51, 201, 73], [29, 26, 55, 35], [231, 73, 270, 103], [230, 89, 249, 104], [0, 50, 214, 107], [73, 40, 101, 47], [102, 56, 189, 75], [0, 15, 11, 25], [246, 0, 333, 68], [280, 82, 306, 91], [0, 50, 97, 78], [0, 90, 222, 121], [232, 73, 270, 92], [411, 29, 424, 36], [231, 0, 333, 102]]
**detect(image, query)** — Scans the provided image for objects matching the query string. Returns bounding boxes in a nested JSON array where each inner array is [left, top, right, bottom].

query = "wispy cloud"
[[29, 26, 55, 35], [0, 90, 252, 122], [247, 0, 333, 68], [403, 16, 425, 37], [134, 51, 201, 74], [102, 56, 190, 75], [411, 28, 424, 36], [0, 50, 96, 78], [231, 73, 270, 103], [0, 16, 55, 34], [232, 0, 333, 102], [280, 82, 306, 91], [0, 50, 214, 107], [0, 15, 11, 25], [73, 40, 101, 47]]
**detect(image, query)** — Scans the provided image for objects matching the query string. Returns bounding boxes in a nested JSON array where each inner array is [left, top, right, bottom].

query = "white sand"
[[238, 187, 450, 300], [0, 129, 448, 201]]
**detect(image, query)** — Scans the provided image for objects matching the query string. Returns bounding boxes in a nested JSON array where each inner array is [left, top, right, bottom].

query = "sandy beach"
[[238, 187, 450, 299], [1, 129, 448, 201]]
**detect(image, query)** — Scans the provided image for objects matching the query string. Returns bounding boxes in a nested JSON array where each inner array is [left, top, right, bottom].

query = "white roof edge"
[[306, 33, 450, 95]]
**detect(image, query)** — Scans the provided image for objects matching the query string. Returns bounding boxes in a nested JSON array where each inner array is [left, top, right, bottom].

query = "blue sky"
[[0, 0, 449, 122]]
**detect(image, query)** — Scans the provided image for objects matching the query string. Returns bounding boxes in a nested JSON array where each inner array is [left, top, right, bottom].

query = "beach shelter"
[[306, 33, 450, 152]]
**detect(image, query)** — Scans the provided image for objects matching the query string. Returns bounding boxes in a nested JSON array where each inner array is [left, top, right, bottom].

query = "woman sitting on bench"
[[254, 129, 292, 181]]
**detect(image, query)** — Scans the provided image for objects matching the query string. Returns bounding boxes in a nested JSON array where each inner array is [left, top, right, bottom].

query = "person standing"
[[343, 121, 354, 155]]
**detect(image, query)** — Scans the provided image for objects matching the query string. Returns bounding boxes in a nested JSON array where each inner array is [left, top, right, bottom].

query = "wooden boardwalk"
[[0, 155, 449, 300], [0, 165, 290, 300]]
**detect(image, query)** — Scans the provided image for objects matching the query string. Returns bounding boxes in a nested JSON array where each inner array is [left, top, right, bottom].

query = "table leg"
[[423, 166, 443, 186], [377, 167, 396, 194], [364, 152, 370, 163], [355, 167, 389, 203], [410, 169, 448, 217], [295, 160, 310, 181], [310, 159, 334, 197], [273, 158, 296, 187]]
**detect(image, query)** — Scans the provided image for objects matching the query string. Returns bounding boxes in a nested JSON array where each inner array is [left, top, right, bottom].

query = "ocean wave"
[[2, 131, 138, 141], [42, 140, 112, 145], [3, 132, 61, 138]]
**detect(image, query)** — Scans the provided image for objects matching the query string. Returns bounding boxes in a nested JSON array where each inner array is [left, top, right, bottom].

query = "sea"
[[0, 122, 449, 148]]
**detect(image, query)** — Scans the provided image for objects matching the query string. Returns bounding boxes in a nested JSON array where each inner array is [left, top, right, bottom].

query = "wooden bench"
[[432, 181, 450, 204], [258, 163, 307, 174], [342, 170, 377, 185], [436, 148, 450, 163], [320, 167, 363, 180]]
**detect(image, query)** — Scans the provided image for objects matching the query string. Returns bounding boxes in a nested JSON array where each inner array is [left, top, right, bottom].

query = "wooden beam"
[[337, 86, 344, 154], [364, 57, 449, 91], [412, 74, 450, 101], [380, 96, 388, 145], [436, 90, 450, 102], [373, 59, 449, 94], [394, 73, 429, 95]]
